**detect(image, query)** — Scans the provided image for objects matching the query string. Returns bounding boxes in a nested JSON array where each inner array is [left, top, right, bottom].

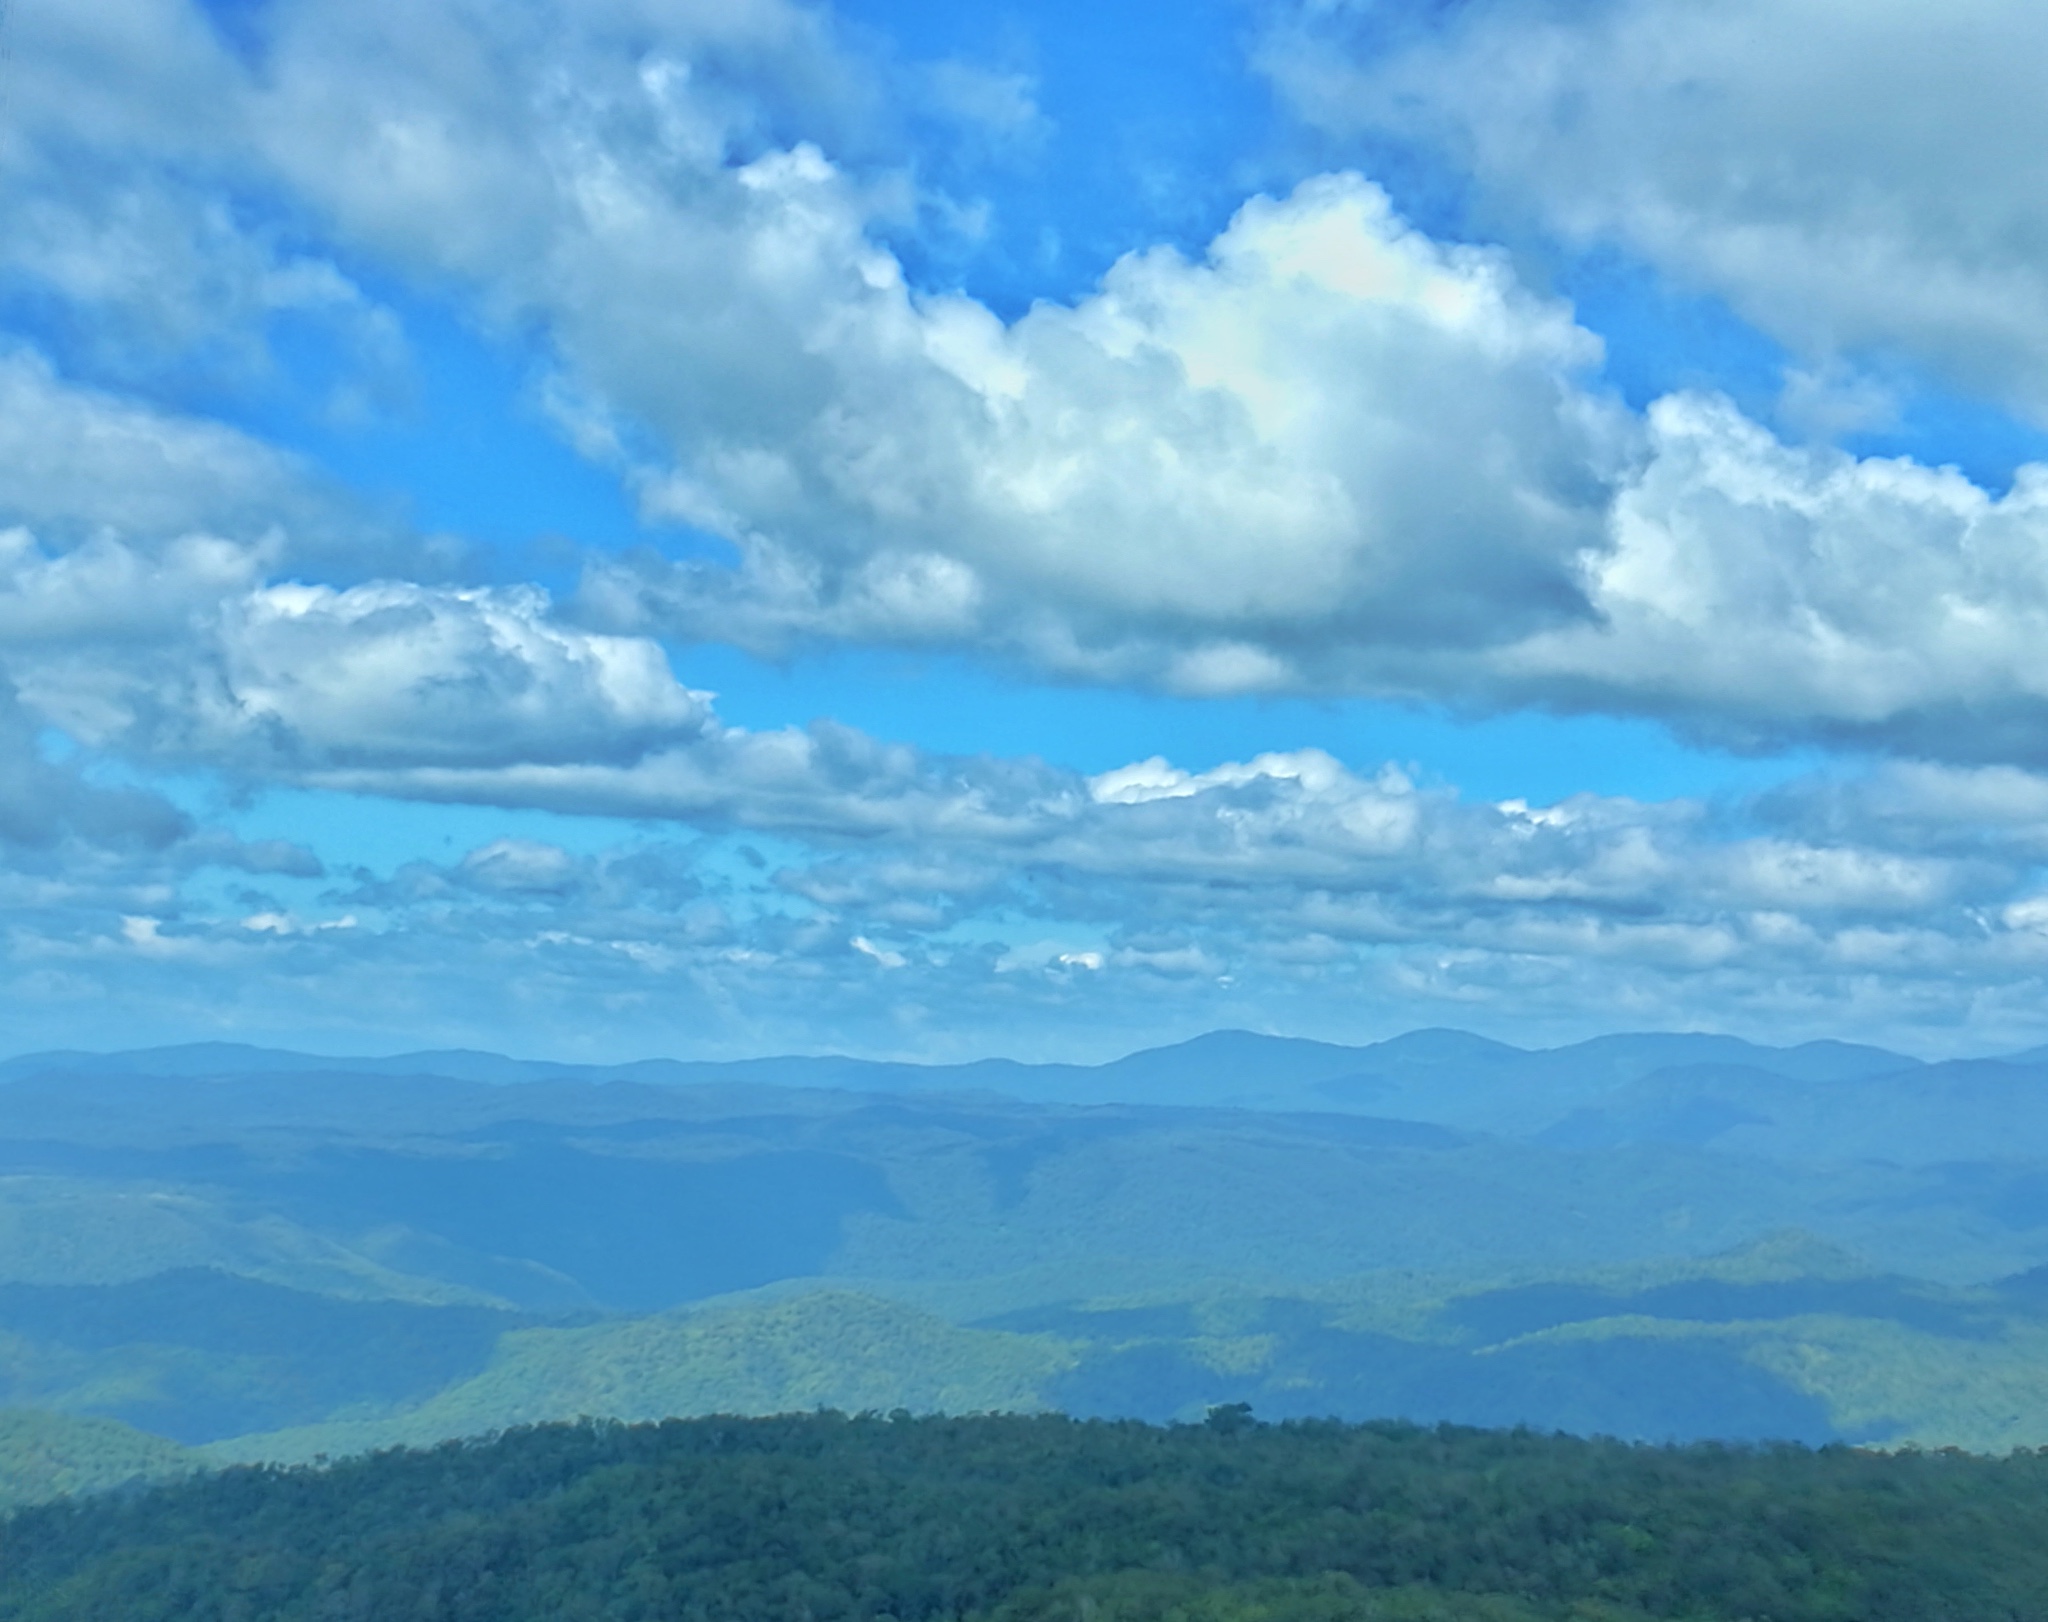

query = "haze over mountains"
[[0, 1022, 1949, 1112], [12, 1024, 2041, 1161], [10, 1025, 2048, 1502]]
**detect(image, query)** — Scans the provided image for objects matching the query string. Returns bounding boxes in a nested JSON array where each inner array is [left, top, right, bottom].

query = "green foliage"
[[180, 1243, 2048, 1465], [0, 1174, 485, 1301], [0, 1270, 526, 1444], [206, 1290, 1073, 1463], [19, 1068, 2048, 1463], [10, 1074, 2042, 1315], [10, 1413, 2048, 1620], [981, 1572, 1561, 1622], [0, 1410, 194, 1511]]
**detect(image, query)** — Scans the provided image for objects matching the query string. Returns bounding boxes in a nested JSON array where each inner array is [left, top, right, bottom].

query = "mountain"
[[1542, 1058, 2048, 1163], [1309, 1030, 1923, 1133], [0, 1410, 195, 1510], [0, 1271, 531, 1443], [3, 1067, 2025, 1311], [11, 1028, 2048, 1481], [206, 1290, 1076, 1464], [187, 1227, 2048, 1466], [22, 1412, 2048, 1622], [0, 1026, 1931, 1126], [4, 1056, 2048, 1462]]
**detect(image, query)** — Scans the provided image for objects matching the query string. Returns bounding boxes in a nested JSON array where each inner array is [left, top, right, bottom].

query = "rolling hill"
[[6, 1028, 2048, 1500]]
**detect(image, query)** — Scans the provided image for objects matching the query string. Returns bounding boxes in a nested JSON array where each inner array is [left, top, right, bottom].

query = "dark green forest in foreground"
[[7, 1412, 2048, 1622]]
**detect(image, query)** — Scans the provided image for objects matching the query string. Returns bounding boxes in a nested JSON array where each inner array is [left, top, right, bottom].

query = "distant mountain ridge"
[[16, 1026, 2048, 1476], [20, 1025, 2048, 1171], [0, 1026, 1935, 1119]]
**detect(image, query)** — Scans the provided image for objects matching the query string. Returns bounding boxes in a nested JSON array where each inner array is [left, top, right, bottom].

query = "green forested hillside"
[[0, 1270, 527, 1443], [0, 1410, 194, 1511], [11, 1413, 2048, 1621], [8, 1068, 2041, 1315], [15, 1055, 2048, 1480], [205, 1291, 1074, 1463], [6, 1233, 2048, 1476], [185, 1236, 2048, 1467]]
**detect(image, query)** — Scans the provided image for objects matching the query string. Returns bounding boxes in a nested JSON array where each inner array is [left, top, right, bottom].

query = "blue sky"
[[7, 0, 2048, 1061]]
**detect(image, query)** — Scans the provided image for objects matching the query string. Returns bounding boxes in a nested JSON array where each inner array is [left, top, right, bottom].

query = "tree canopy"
[[4, 1412, 2046, 1621]]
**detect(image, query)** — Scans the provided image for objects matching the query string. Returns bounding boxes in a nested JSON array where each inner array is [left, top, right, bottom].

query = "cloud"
[[1261, 0, 2048, 422], [0, 523, 710, 777], [0, 349, 316, 546], [24, 0, 2048, 1060], [0, 347, 446, 595], [272, 726, 2005, 944], [1503, 394, 2048, 759], [0, 681, 189, 854], [21, 1, 1620, 688], [920, 60, 1047, 144], [8, 735, 2038, 1059], [219, 0, 2048, 758], [213, 581, 712, 769], [596, 377, 2048, 761], [23, 1, 2048, 769], [0, 0, 407, 395], [0, 350, 698, 778], [561, 168, 1630, 686]]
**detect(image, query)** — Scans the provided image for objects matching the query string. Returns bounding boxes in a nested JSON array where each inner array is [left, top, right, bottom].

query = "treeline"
[[5, 1411, 2048, 1620]]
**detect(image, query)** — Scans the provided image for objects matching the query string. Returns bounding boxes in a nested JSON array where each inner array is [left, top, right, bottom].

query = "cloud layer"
[[8, 0, 2048, 1055], [15, 0, 2048, 758], [15, 717, 2048, 1059]]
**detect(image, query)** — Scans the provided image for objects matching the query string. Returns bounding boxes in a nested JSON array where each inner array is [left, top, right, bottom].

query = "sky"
[[8, 0, 2048, 1062]]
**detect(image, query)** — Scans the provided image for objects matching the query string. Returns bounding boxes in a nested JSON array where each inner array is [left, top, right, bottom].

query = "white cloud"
[[1262, 0, 2048, 422], [11, 709, 2048, 1054], [1505, 394, 2048, 758], [577, 170, 1627, 686], [16, 1, 1627, 686], [0, 0, 406, 394], [678, 732, 2048, 1050], [216, 581, 711, 769], [0, 523, 711, 773], [850, 934, 907, 968], [269, 715, 2001, 945], [0, 680, 188, 854], [0, 349, 317, 547], [23, 0, 2048, 1058], [23, 0, 2048, 768]]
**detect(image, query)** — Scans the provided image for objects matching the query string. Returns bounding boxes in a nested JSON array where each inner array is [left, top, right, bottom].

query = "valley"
[[7, 1027, 2048, 1501]]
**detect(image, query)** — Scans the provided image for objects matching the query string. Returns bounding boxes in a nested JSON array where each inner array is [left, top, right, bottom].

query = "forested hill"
[[7, 1413, 2048, 1621]]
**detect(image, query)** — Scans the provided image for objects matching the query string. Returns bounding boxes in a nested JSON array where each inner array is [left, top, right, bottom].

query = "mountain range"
[[0, 1024, 1940, 1100], [8, 1025, 2048, 1502]]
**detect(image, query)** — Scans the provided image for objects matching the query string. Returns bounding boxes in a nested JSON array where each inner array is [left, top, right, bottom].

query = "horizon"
[[6, 1021, 2013, 1073]]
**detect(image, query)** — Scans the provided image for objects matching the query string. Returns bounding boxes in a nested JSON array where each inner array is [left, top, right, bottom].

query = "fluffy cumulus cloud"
[[0, 531, 712, 774], [0, 0, 407, 397], [145, 0, 1625, 683], [580, 169, 1626, 689], [0, 350, 712, 774], [216, 582, 711, 769], [1507, 396, 2048, 758], [17, 0, 2048, 758], [1261, 0, 2048, 420]]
